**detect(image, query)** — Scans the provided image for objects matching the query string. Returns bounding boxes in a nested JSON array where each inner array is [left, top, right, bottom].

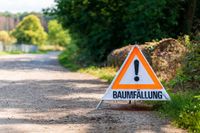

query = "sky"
[[0, 0, 55, 13]]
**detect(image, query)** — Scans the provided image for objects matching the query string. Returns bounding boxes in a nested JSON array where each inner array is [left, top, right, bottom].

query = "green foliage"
[[168, 70, 190, 90], [12, 15, 47, 45], [183, 43, 200, 88], [184, 35, 191, 46], [0, 31, 16, 44], [194, 32, 200, 41], [45, 0, 181, 62], [48, 20, 71, 46], [157, 92, 200, 132], [58, 44, 80, 71], [158, 92, 194, 119], [123, 0, 179, 43], [170, 43, 200, 90], [178, 98, 200, 132], [183, 43, 200, 75]]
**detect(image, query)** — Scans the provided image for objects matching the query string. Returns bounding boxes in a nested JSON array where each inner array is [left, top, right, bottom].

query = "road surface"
[[0, 52, 186, 133]]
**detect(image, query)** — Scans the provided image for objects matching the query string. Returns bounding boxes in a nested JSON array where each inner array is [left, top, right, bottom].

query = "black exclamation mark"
[[134, 59, 139, 81]]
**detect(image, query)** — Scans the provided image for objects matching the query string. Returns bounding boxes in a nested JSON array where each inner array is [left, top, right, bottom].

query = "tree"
[[12, 15, 47, 45], [45, 0, 130, 62], [45, 0, 198, 62], [184, 0, 197, 34], [0, 31, 16, 44], [48, 20, 71, 46]]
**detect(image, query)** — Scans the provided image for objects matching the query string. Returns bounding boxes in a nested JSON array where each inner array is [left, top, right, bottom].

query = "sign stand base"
[[96, 100, 103, 109]]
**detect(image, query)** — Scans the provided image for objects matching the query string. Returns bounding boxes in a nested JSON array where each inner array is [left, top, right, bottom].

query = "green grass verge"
[[0, 51, 25, 55], [79, 66, 116, 83], [154, 91, 200, 132], [58, 49, 81, 71], [59, 50, 116, 82], [0, 50, 47, 55]]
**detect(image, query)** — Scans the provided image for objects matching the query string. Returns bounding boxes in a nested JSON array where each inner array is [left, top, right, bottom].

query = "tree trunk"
[[184, 0, 197, 34]]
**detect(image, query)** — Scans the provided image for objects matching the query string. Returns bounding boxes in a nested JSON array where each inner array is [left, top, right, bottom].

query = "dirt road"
[[0, 52, 186, 133]]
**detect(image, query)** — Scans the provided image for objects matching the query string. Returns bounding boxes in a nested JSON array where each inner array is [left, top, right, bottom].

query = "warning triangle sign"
[[102, 46, 170, 101], [112, 45, 162, 90]]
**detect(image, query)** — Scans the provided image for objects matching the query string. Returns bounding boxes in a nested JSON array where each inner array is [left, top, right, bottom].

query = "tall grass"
[[79, 66, 116, 83], [156, 91, 200, 132]]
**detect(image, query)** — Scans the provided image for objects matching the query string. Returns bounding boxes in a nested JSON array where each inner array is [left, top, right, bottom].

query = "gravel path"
[[0, 52, 186, 133]]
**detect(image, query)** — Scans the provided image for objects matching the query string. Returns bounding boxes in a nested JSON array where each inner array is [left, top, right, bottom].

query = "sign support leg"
[[96, 100, 103, 109]]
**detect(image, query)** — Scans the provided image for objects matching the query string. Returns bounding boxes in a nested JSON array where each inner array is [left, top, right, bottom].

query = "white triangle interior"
[[119, 56, 154, 85]]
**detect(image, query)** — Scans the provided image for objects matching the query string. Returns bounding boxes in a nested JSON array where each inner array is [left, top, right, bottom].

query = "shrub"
[[58, 43, 80, 71], [178, 97, 200, 132], [157, 92, 200, 132], [12, 15, 47, 45], [0, 31, 16, 44], [170, 42, 200, 91], [48, 20, 71, 46]]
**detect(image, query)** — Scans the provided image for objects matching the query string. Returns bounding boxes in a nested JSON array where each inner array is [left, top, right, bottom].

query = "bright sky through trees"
[[0, 0, 55, 13]]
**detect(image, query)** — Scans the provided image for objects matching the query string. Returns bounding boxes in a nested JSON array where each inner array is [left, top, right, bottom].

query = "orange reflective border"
[[112, 46, 162, 90]]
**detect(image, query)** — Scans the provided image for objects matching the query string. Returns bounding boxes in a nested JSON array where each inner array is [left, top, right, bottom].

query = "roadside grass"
[[153, 91, 200, 133], [0, 44, 64, 56], [0, 51, 25, 55], [79, 66, 116, 83], [0, 50, 47, 55], [59, 50, 116, 82], [39, 44, 65, 52], [58, 49, 80, 71]]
